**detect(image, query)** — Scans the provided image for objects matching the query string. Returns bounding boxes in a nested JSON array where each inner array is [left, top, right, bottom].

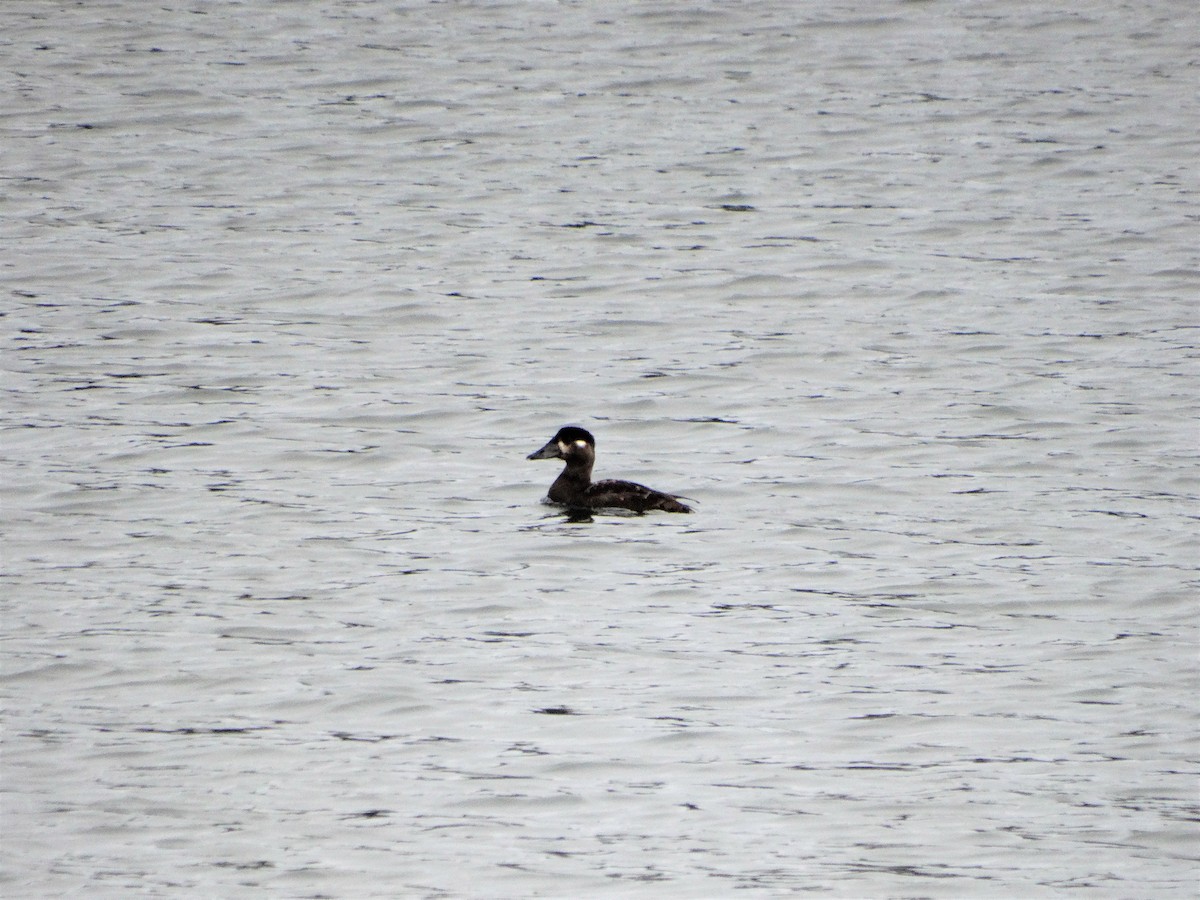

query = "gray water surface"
[[3, 2, 1198, 897]]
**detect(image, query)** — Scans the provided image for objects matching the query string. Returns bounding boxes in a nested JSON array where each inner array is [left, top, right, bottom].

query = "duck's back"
[[584, 479, 693, 514]]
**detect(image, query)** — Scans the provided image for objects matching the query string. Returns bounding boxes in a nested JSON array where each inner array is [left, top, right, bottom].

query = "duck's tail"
[[657, 495, 694, 514]]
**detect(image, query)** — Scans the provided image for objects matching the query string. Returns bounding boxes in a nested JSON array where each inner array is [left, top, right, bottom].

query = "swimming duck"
[[527, 426, 693, 514]]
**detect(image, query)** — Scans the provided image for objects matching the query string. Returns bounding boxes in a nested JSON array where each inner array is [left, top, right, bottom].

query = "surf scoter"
[[527, 426, 693, 514]]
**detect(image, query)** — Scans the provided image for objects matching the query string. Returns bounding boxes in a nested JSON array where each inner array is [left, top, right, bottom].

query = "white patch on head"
[[573, 440, 588, 449]]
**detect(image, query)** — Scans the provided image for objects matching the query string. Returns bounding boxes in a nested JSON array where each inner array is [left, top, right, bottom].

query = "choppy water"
[[3, 1, 1198, 896]]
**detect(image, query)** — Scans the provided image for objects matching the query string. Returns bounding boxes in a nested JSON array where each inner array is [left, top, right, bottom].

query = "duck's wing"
[[585, 479, 693, 514]]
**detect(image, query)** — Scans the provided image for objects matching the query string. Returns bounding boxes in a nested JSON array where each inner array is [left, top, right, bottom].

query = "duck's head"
[[527, 426, 595, 462]]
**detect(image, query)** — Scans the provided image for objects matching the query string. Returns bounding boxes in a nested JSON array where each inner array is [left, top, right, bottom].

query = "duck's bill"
[[527, 439, 562, 460]]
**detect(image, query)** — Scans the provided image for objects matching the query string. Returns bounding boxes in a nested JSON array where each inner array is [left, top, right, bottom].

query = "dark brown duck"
[[527, 426, 693, 514]]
